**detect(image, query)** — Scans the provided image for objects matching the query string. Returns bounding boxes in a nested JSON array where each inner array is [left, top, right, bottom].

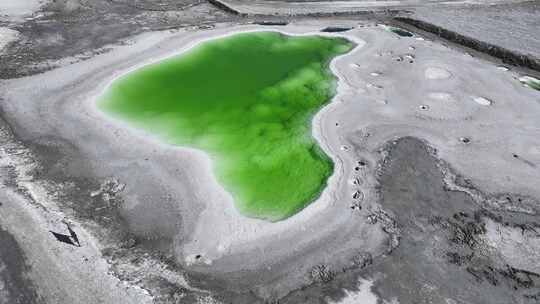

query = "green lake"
[[98, 31, 353, 221]]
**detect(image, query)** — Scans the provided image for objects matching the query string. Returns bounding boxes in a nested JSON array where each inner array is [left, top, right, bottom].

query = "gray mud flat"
[[369, 137, 540, 304]]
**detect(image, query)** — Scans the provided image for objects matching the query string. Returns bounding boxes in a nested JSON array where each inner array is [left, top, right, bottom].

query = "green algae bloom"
[[98, 31, 353, 221]]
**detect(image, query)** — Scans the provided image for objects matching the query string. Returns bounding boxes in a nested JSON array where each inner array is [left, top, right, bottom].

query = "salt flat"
[[1, 4, 540, 303]]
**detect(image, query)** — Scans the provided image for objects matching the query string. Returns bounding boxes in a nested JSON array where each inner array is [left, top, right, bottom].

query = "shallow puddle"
[[386, 26, 414, 37]]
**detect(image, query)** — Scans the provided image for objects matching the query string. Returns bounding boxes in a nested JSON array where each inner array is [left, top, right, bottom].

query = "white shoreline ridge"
[[89, 26, 369, 264], [3, 20, 540, 299]]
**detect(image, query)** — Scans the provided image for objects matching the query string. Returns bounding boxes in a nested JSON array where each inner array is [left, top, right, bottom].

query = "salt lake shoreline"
[[2, 18, 540, 302], [83, 25, 379, 293]]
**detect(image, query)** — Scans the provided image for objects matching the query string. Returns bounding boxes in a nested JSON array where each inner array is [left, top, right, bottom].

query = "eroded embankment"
[[394, 17, 540, 72]]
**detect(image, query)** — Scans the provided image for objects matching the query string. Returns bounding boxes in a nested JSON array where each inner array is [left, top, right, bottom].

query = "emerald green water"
[[98, 31, 353, 221]]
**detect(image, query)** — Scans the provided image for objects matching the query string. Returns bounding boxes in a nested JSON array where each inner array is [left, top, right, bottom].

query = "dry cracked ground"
[[1, 1, 540, 304]]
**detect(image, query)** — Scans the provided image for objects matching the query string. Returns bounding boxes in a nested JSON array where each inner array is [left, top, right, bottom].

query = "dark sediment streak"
[[207, 0, 245, 15]]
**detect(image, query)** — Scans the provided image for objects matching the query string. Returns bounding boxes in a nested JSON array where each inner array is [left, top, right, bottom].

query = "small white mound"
[[473, 96, 492, 106], [366, 83, 382, 89], [425, 67, 452, 80], [420, 92, 478, 120], [428, 92, 454, 101], [185, 254, 212, 266]]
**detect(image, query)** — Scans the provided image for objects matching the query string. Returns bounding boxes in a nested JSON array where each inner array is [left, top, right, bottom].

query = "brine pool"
[[98, 31, 353, 221]]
